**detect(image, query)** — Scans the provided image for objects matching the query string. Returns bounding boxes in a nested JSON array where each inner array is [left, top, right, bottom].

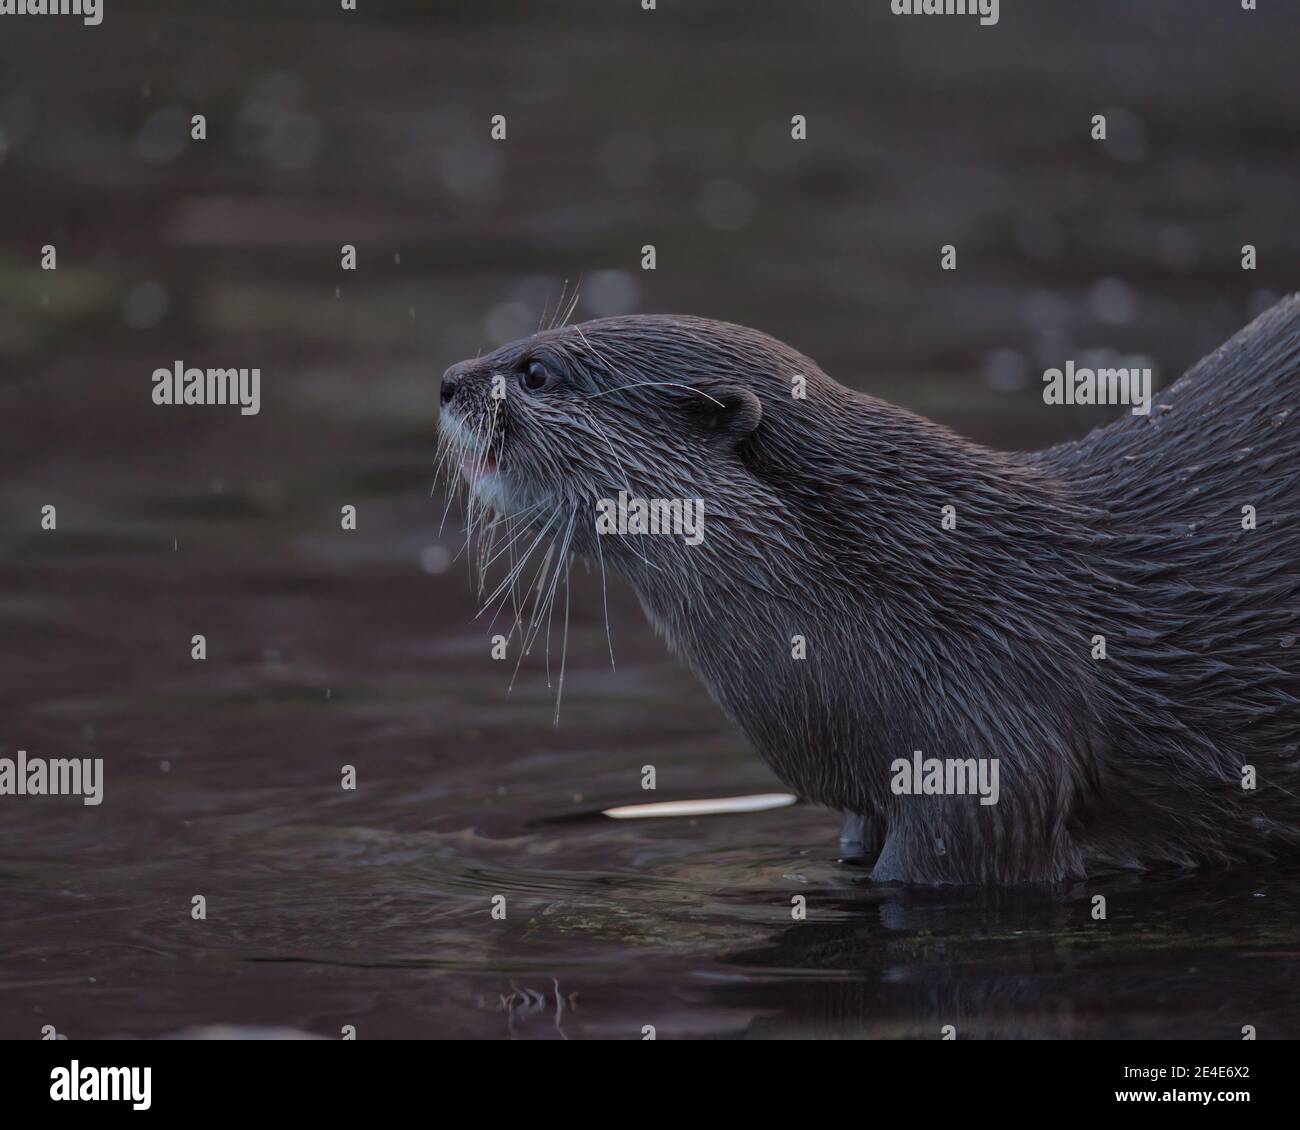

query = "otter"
[[437, 298, 1300, 884]]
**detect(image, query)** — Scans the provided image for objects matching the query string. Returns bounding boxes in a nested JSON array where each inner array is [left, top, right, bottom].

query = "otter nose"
[[440, 362, 469, 407]]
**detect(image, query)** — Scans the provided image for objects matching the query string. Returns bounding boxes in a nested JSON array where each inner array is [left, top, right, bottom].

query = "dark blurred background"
[[1, 0, 1298, 1040]]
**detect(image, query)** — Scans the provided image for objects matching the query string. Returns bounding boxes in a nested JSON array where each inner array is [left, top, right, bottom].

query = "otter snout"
[[440, 360, 473, 407]]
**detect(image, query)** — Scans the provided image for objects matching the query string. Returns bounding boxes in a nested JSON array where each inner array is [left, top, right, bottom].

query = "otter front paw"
[[838, 811, 882, 859]]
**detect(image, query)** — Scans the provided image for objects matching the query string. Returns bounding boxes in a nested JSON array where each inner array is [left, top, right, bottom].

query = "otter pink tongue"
[[460, 451, 498, 482]]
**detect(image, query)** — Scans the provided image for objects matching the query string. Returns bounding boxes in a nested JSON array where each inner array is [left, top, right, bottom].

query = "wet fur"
[[440, 299, 1300, 884]]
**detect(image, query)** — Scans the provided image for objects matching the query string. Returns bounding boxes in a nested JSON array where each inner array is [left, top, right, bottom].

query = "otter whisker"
[[508, 538, 560, 694], [582, 380, 727, 408], [553, 553, 573, 726], [476, 510, 508, 598], [556, 278, 582, 330], [459, 396, 504, 585], [457, 422, 480, 559], [477, 498, 552, 576], [436, 449, 463, 539], [531, 509, 576, 688], [594, 522, 615, 672], [573, 324, 638, 394], [491, 507, 564, 647], [437, 476, 464, 541], [436, 415, 479, 540], [461, 409, 490, 572], [431, 427, 463, 508], [477, 509, 541, 606], [547, 280, 568, 331], [478, 503, 564, 617], [513, 508, 575, 692], [474, 475, 524, 598], [542, 513, 578, 689], [505, 506, 525, 631], [430, 432, 451, 498]]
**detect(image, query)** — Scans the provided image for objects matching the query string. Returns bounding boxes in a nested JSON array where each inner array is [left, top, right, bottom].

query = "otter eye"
[[522, 361, 550, 392]]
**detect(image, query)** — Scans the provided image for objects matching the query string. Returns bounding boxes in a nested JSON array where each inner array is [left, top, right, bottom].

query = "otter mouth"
[[434, 395, 586, 725], [459, 449, 498, 486], [437, 406, 512, 515]]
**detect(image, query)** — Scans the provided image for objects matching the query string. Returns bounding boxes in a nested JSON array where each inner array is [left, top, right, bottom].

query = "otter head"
[[437, 315, 839, 572]]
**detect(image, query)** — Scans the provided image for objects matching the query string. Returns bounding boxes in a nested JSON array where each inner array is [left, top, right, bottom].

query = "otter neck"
[[598, 398, 1097, 814]]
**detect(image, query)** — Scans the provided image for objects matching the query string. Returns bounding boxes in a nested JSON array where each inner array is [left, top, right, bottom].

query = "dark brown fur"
[[439, 299, 1300, 884]]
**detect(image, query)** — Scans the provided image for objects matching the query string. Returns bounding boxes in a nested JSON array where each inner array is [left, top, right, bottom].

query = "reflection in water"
[[725, 868, 1300, 1039]]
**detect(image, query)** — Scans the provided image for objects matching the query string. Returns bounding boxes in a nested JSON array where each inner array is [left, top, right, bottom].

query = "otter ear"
[[690, 383, 762, 443]]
